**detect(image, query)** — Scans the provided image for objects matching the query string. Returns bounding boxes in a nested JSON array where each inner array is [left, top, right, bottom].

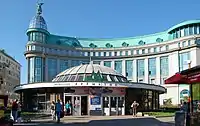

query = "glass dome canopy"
[[29, 15, 47, 30], [52, 64, 128, 83]]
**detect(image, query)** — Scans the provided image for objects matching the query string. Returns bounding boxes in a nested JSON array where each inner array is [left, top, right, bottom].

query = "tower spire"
[[36, 1, 44, 15]]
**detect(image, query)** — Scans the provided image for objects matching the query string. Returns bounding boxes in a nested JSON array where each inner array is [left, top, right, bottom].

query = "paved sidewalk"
[[14, 116, 175, 126]]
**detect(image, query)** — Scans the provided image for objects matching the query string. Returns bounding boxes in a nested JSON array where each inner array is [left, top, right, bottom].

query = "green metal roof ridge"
[[50, 31, 167, 41], [167, 19, 200, 33]]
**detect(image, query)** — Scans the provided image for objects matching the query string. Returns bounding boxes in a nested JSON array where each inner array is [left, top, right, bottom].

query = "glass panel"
[[125, 60, 133, 79], [111, 97, 117, 107], [47, 58, 57, 81], [35, 57, 43, 82], [114, 61, 122, 74], [93, 61, 101, 65], [179, 52, 190, 71], [29, 57, 35, 83], [104, 61, 111, 67], [137, 59, 145, 77], [189, 26, 193, 35], [160, 56, 169, 76], [60, 59, 69, 72], [184, 27, 189, 36], [148, 58, 156, 76]]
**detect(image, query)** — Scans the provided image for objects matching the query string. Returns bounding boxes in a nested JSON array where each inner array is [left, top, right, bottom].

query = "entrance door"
[[110, 97, 117, 115], [81, 96, 88, 115], [72, 96, 81, 116]]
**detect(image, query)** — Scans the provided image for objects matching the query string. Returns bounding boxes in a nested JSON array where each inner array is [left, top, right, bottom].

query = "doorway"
[[65, 96, 72, 104], [81, 96, 88, 115]]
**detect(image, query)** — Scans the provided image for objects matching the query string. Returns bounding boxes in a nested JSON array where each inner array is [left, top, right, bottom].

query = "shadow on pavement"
[[25, 117, 175, 126]]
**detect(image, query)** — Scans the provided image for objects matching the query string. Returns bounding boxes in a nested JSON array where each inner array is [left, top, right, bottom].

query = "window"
[[153, 48, 157, 53], [142, 49, 145, 54], [188, 40, 191, 46], [189, 26, 193, 35], [114, 52, 117, 56], [109, 52, 112, 56], [182, 41, 186, 47], [179, 52, 190, 71], [48, 58, 57, 81], [136, 50, 139, 54], [93, 61, 101, 65], [148, 58, 156, 76], [160, 56, 169, 76], [178, 42, 180, 48], [194, 24, 198, 34], [125, 60, 133, 78], [120, 51, 123, 56], [60, 60, 68, 73], [104, 61, 111, 67], [137, 59, 145, 77], [114, 61, 122, 74], [131, 50, 134, 55], [93, 52, 95, 56], [28, 57, 43, 83], [98, 52, 101, 56], [184, 27, 189, 36], [28, 32, 46, 43], [104, 52, 106, 56], [148, 48, 151, 53], [87, 52, 90, 56], [125, 51, 128, 56]]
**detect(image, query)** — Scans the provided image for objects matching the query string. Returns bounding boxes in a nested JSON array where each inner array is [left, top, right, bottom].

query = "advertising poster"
[[90, 96, 102, 110]]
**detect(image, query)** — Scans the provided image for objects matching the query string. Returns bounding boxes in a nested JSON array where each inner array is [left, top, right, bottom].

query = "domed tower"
[[26, 2, 49, 83], [27, 2, 49, 43]]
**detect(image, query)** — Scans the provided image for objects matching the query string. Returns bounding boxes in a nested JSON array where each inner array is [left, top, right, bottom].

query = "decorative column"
[[144, 58, 149, 83], [122, 60, 126, 77], [133, 59, 137, 82], [156, 57, 161, 85]]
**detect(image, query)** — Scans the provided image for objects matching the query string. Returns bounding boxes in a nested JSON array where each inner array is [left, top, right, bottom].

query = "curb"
[[155, 115, 175, 118]]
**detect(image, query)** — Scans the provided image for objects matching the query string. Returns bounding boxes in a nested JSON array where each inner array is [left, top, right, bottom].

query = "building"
[[23, 3, 200, 106], [15, 64, 165, 115], [0, 49, 21, 99]]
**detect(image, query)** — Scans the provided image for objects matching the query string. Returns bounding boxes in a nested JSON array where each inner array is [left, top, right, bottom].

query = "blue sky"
[[0, 0, 200, 83]]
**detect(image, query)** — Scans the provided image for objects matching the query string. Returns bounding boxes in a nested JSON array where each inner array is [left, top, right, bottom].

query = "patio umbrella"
[[164, 73, 189, 84]]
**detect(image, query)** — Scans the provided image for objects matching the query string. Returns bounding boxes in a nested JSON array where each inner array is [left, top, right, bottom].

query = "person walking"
[[17, 101, 22, 123], [50, 101, 56, 120], [55, 99, 62, 123], [11, 99, 18, 123], [131, 101, 139, 117], [65, 101, 71, 116]]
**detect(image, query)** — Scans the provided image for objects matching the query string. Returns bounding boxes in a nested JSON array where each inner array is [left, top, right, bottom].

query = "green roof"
[[167, 20, 200, 33], [27, 19, 200, 48]]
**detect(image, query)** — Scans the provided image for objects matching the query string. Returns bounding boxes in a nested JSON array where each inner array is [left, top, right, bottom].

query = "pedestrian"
[[17, 101, 22, 123], [55, 99, 62, 123], [65, 101, 71, 116], [11, 99, 18, 123], [50, 101, 56, 120], [131, 101, 139, 117]]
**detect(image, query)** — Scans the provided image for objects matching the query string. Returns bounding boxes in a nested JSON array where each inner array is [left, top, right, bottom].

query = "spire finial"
[[36, 1, 44, 15]]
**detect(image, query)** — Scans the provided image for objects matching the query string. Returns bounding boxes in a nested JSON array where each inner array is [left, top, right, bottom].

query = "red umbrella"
[[165, 73, 189, 84]]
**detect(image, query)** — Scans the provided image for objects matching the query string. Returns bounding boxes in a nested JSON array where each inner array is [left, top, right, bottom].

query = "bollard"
[[175, 111, 186, 126]]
